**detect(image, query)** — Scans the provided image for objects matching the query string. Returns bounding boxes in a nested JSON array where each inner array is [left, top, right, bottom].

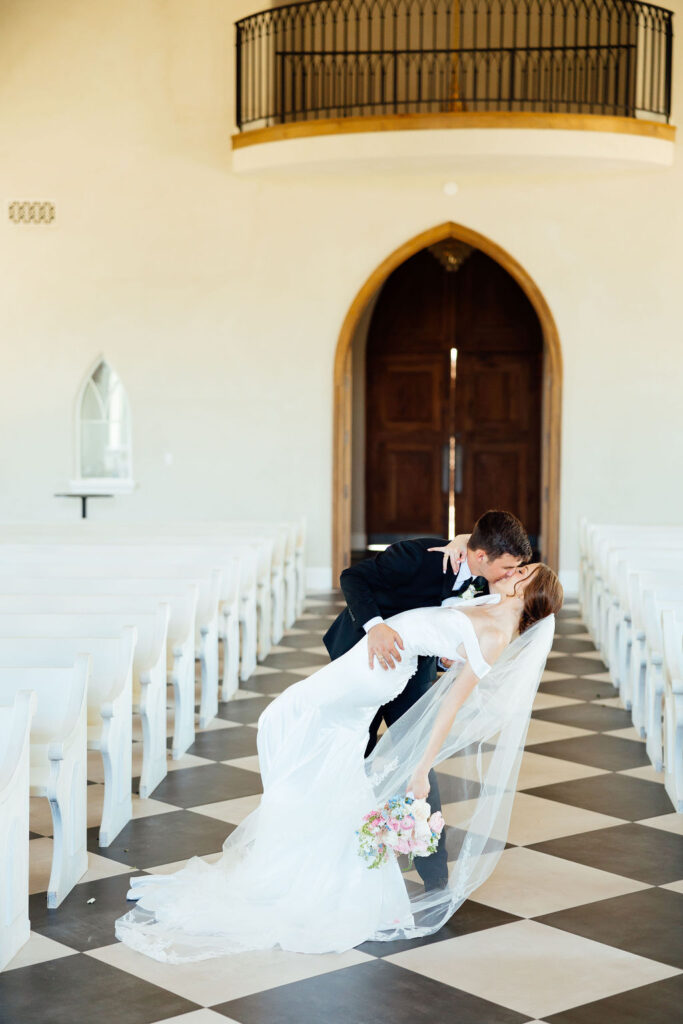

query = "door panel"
[[365, 248, 543, 548], [367, 351, 449, 541]]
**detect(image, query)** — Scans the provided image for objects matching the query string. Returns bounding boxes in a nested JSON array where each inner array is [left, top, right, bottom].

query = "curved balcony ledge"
[[231, 112, 675, 174]]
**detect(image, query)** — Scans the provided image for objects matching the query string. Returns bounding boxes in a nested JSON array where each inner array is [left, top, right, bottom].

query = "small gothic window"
[[77, 360, 133, 483]]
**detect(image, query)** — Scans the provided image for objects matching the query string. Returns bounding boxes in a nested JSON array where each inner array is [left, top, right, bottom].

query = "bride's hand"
[[407, 771, 430, 800], [429, 534, 471, 574]]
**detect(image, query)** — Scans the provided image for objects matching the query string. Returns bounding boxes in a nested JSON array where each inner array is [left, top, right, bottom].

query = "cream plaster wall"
[[1, 0, 682, 589]]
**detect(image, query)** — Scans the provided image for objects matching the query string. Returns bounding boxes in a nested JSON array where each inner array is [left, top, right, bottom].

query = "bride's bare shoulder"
[[478, 624, 509, 663]]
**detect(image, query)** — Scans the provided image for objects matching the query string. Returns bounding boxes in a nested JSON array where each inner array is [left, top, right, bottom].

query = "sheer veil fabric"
[[115, 598, 555, 962]]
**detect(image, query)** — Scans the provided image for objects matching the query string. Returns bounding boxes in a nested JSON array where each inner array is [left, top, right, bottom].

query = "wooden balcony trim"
[[232, 111, 675, 149]]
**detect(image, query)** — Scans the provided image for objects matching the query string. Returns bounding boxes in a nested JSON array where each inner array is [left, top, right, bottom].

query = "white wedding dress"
[[115, 596, 554, 962]]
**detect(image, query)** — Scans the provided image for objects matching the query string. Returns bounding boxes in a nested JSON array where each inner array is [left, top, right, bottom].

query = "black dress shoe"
[[423, 878, 449, 893]]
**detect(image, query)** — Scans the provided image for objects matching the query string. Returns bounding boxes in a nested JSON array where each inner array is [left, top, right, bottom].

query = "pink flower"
[[429, 811, 445, 834], [396, 838, 411, 855], [388, 818, 401, 832], [401, 816, 415, 832]]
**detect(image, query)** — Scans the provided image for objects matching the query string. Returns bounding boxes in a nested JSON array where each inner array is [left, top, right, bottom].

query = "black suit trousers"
[[364, 656, 449, 890]]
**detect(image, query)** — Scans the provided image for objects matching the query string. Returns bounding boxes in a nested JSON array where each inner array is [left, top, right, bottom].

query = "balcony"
[[231, 0, 675, 174]]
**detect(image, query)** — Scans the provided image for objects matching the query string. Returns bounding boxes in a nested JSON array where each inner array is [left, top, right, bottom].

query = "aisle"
[[2, 596, 682, 1024]]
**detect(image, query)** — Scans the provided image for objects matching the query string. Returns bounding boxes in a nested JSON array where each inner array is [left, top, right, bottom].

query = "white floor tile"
[[3, 931, 78, 971], [86, 942, 373, 1006], [638, 813, 683, 835], [619, 764, 665, 783], [146, 851, 223, 874], [468, 846, 648, 917], [532, 693, 584, 711], [385, 919, 678, 1020], [525, 719, 594, 745], [150, 1012, 238, 1024], [189, 794, 262, 825], [540, 670, 576, 682], [605, 726, 645, 742], [221, 755, 261, 773], [659, 879, 683, 894]]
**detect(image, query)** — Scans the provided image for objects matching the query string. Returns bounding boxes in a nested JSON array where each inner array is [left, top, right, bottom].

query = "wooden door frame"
[[332, 221, 562, 581]]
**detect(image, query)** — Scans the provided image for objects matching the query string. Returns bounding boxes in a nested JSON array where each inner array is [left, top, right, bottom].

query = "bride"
[[115, 562, 563, 962]]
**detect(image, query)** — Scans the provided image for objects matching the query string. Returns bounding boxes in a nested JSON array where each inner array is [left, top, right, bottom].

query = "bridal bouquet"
[[357, 793, 445, 870]]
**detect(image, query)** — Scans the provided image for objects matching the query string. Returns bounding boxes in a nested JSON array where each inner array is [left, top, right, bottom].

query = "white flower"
[[414, 821, 431, 842], [412, 799, 431, 821], [460, 584, 478, 601], [384, 831, 399, 848]]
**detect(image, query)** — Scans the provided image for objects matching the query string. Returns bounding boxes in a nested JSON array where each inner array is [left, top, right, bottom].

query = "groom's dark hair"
[[467, 510, 532, 562]]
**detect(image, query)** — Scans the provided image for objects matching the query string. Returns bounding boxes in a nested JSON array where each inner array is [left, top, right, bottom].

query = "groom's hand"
[[368, 624, 404, 670]]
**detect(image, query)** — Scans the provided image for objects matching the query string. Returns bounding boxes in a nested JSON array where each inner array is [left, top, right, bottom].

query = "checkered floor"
[[3, 595, 682, 1024]]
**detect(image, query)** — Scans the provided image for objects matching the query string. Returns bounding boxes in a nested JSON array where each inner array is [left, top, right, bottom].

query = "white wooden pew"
[[625, 571, 683, 719], [0, 606, 169, 799], [598, 539, 683, 663], [581, 524, 683, 644], [0, 572, 223, 720], [610, 558, 683, 706], [662, 609, 683, 811], [0, 690, 36, 970], [0, 518, 307, 626], [0, 543, 254, 687], [0, 587, 196, 757], [52, 517, 303, 632], [641, 593, 683, 769], [0, 632, 135, 846], [0, 660, 90, 909]]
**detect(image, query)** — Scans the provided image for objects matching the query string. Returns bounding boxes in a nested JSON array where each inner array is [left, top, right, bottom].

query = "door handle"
[[441, 443, 450, 493], [454, 438, 464, 495]]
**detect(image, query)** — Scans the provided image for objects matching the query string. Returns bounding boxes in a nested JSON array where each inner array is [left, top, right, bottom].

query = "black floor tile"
[[212, 958, 531, 1024], [0, 954, 198, 1024], [544, 973, 683, 1024], [539, 677, 619, 702], [537, 887, 683, 968], [358, 900, 521, 957], [527, 733, 650, 771], [529, 772, 674, 820], [277, 633, 326, 649], [303, 603, 345, 614], [553, 621, 589, 636], [86, 810, 234, 868], [216, 695, 274, 725], [187, 724, 259, 761], [150, 763, 262, 807], [434, 771, 482, 804], [28, 873, 146, 951], [259, 650, 329, 671], [246, 671, 306, 695], [544, 656, 606, 676], [298, 615, 337, 630], [529, 822, 683, 884], [531, 702, 634, 733], [551, 638, 598, 654]]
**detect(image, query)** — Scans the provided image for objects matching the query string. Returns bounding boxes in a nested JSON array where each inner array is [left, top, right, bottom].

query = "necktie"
[[452, 574, 487, 598]]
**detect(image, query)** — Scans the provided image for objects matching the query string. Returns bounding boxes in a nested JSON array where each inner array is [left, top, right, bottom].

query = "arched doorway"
[[333, 222, 562, 581]]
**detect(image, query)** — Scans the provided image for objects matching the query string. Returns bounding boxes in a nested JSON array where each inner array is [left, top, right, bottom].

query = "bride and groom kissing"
[[116, 510, 563, 960]]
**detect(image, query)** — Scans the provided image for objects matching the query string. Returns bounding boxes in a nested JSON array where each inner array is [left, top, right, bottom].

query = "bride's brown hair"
[[515, 564, 564, 635]]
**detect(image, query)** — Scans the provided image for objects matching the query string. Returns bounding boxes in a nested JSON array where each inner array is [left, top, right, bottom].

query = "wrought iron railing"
[[235, 0, 673, 130]]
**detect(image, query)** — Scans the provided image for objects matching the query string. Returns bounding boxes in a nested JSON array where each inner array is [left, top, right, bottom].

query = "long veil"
[[115, 613, 555, 960], [365, 613, 555, 941]]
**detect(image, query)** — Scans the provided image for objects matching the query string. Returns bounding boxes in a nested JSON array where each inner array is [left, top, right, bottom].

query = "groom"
[[323, 509, 532, 890]]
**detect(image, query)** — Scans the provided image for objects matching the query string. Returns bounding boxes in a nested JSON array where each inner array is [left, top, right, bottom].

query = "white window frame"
[[69, 355, 135, 495]]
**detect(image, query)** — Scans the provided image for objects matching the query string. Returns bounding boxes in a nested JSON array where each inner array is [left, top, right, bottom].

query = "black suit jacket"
[[323, 537, 488, 661]]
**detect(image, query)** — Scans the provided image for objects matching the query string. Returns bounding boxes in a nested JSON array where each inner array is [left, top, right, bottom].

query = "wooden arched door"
[[365, 246, 543, 550]]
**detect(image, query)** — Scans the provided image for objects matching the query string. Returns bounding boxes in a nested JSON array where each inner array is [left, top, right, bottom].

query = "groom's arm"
[[339, 538, 447, 630]]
